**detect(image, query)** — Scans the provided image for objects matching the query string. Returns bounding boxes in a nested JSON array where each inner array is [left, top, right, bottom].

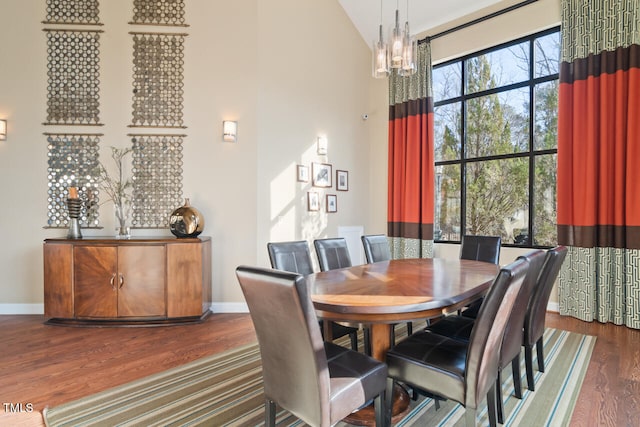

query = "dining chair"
[[361, 234, 392, 264], [361, 234, 413, 339], [425, 249, 546, 423], [314, 237, 352, 271], [458, 235, 502, 317], [314, 237, 371, 354], [523, 245, 568, 392], [236, 266, 388, 427], [460, 234, 502, 264], [384, 258, 529, 427], [267, 241, 359, 352]]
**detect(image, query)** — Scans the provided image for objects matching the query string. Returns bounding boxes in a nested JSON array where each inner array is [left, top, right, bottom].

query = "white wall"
[[0, 0, 375, 313]]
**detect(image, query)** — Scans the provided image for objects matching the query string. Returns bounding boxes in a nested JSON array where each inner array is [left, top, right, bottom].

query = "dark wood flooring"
[[0, 312, 637, 426]]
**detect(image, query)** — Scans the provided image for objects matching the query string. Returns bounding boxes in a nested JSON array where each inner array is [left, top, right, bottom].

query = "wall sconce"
[[223, 120, 237, 142], [317, 135, 328, 155], [0, 119, 6, 141]]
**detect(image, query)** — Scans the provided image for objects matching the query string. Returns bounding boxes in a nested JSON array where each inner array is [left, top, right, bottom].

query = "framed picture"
[[297, 165, 309, 182], [307, 191, 320, 211], [336, 170, 349, 191], [326, 194, 337, 213], [312, 162, 332, 188]]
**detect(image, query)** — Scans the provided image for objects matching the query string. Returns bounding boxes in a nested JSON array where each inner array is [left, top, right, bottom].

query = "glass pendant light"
[[372, 0, 389, 78], [389, 1, 404, 69], [399, 0, 417, 77]]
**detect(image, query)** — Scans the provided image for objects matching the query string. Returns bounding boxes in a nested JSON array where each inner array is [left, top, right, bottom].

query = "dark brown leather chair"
[[361, 234, 392, 264], [425, 249, 546, 423], [523, 245, 568, 392], [460, 234, 502, 264], [313, 237, 371, 354], [236, 266, 388, 427], [314, 238, 352, 271], [384, 258, 529, 427], [267, 241, 359, 352]]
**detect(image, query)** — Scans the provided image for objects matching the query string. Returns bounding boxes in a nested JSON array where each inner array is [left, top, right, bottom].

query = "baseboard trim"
[[210, 302, 249, 313], [0, 304, 45, 315]]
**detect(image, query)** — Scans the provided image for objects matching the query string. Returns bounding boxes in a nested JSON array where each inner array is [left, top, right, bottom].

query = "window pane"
[[433, 62, 461, 101], [534, 80, 559, 150], [533, 154, 557, 246], [434, 103, 461, 161], [435, 164, 461, 241], [466, 87, 530, 158], [534, 32, 560, 77], [465, 42, 529, 93], [465, 158, 529, 242]]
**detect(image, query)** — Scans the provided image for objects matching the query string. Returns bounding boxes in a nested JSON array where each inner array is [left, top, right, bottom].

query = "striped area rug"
[[43, 327, 595, 427]]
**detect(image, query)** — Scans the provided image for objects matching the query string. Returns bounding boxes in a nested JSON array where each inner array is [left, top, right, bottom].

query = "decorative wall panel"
[[46, 133, 101, 228], [130, 32, 186, 128], [43, 0, 101, 25], [44, 29, 102, 126], [130, 0, 188, 27], [130, 134, 184, 227]]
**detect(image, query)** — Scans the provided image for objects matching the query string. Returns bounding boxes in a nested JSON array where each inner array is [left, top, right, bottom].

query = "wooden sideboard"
[[43, 236, 212, 326]]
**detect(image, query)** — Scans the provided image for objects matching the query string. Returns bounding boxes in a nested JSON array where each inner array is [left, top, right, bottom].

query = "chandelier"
[[372, 0, 417, 78]]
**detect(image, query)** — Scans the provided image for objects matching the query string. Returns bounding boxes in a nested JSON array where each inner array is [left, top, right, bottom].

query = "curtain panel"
[[387, 41, 435, 259], [557, 0, 640, 328]]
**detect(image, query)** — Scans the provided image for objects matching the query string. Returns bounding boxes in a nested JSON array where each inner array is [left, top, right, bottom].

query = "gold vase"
[[169, 198, 204, 238]]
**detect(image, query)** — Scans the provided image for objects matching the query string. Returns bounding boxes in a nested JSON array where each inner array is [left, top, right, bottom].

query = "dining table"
[[306, 257, 500, 425]]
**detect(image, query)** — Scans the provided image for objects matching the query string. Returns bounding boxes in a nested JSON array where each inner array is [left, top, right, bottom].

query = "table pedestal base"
[[343, 384, 410, 426]]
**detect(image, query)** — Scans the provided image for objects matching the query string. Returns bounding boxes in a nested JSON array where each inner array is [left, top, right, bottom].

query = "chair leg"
[[364, 328, 372, 356], [536, 337, 545, 372], [265, 398, 276, 427], [496, 372, 504, 424], [486, 383, 498, 427], [464, 408, 477, 427], [374, 392, 386, 427], [512, 356, 522, 399], [525, 344, 535, 391], [349, 331, 358, 352], [384, 377, 396, 425]]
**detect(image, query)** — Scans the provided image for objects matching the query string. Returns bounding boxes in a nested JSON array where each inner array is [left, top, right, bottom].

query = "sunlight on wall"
[[269, 141, 330, 244]]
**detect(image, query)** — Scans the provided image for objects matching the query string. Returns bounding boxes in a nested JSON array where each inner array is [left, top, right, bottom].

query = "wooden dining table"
[[306, 257, 500, 425]]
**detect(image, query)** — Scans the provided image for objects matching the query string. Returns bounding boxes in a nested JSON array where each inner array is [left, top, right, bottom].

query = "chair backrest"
[[499, 249, 546, 367], [460, 235, 502, 264], [361, 234, 392, 263], [235, 266, 330, 426], [314, 238, 352, 271], [267, 240, 314, 276], [465, 258, 529, 408], [524, 245, 568, 346]]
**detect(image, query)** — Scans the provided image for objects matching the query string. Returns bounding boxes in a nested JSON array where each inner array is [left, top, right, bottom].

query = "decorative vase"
[[169, 198, 204, 238], [66, 197, 83, 239], [114, 201, 131, 239]]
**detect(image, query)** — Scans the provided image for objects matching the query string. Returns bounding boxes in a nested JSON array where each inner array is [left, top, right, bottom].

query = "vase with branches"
[[96, 146, 133, 238]]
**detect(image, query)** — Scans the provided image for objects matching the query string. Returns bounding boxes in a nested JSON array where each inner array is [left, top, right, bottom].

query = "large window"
[[433, 27, 560, 247]]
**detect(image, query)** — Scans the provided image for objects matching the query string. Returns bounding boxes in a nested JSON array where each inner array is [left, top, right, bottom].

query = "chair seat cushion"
[[324, 342, 387, 423], [386, 331, 467, 403], [426, 315, 474, 342]]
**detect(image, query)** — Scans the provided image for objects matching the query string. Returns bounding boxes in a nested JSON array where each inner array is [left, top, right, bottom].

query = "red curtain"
[[557, 45, 640, 248]]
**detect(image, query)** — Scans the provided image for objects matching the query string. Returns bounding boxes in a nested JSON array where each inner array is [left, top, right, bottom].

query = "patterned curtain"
[[387, 40, 435, 258], [557, 0, 640, 329]]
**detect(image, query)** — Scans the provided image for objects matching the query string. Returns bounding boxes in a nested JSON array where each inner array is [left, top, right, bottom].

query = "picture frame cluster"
[[297, 162, 348, 213]]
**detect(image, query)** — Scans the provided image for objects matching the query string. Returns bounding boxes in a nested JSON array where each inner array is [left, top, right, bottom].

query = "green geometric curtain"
[[387, 40, 435, 259], [557, 0, 640, 329]]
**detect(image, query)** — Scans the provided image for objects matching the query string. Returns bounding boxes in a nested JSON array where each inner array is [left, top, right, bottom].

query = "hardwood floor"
[[0, 312, 637, 426]]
